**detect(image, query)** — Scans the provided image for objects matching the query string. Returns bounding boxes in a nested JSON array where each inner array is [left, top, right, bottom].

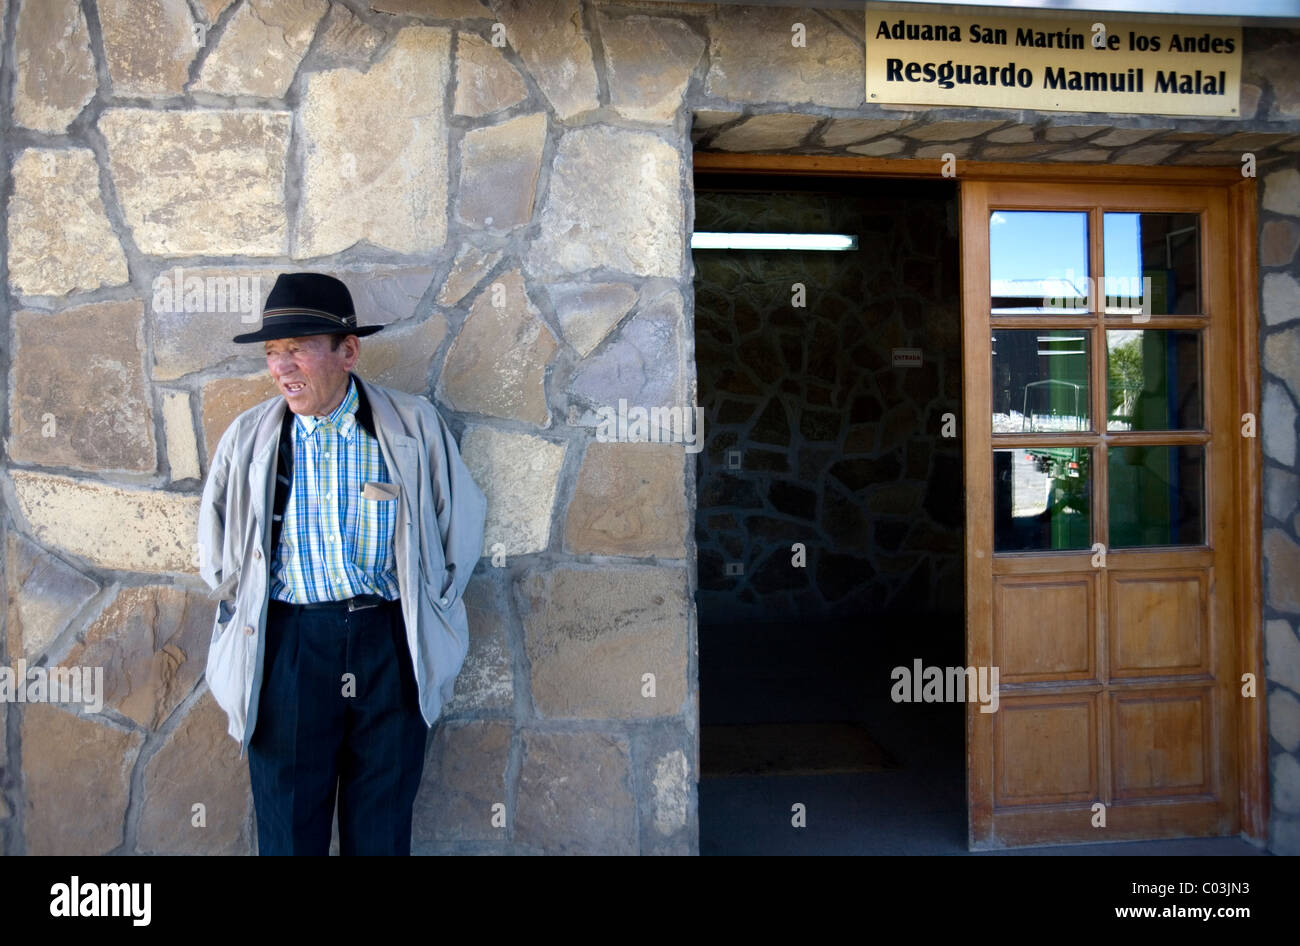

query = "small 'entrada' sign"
[[893, 348, 923, 368], [866, 10, 1241, 117]]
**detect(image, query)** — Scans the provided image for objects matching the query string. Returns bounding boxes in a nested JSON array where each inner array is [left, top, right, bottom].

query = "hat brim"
[[231, 320, 384, 344]]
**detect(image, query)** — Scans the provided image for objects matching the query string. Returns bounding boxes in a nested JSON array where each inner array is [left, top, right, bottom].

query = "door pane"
[[994, 447, 1092, 552], [991, 211, 1089, 314], [1106, 330, 1202, 431], [1103, 212, 1201, 315], [993, 329, 1090, 433], [1109, 445, 1205, 547]]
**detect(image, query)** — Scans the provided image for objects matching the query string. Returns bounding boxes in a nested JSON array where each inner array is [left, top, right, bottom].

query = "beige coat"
[[197, 375, 487, 755]]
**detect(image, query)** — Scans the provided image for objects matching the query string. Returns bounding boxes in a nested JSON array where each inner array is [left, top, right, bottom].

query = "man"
[[197, 272, 487, 855]]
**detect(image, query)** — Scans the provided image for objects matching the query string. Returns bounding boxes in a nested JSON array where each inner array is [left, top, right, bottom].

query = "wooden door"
[[961, 179, 1251, 848]]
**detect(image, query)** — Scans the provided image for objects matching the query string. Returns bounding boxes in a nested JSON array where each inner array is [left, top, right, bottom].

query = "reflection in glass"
[[990, 211, 1089, 314], [1106, 330, 1202, 431], [1103, 213, 1201, 315], [1109, 445, 1205, 547], [994, 448, 1091, 552], [993, 330, 1090, 433]]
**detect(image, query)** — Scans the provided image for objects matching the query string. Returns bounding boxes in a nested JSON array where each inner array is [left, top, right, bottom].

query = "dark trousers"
[[249, 597, 428, 855]]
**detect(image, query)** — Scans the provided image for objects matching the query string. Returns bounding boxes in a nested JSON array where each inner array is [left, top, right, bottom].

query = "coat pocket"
[[418, 552, 455, 610], [207, 567, 241, 603], [205, 605, 248, 725], [419, 578, 469, 675]]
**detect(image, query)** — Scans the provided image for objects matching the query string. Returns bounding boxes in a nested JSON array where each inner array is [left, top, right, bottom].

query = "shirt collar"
[[295, 377, 359, 440]]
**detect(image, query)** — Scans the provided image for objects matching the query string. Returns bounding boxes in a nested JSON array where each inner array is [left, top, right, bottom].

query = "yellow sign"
[[866, 10, 1241, 117]]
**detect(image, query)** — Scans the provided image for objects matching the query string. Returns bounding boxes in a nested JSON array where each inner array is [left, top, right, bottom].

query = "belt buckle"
[[347, 596, 380, 611]]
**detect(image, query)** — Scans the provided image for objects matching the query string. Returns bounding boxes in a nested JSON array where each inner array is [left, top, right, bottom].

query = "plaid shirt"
[[269, 378, 400, 603]]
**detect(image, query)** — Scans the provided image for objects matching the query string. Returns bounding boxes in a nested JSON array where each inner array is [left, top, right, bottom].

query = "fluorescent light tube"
[[691, 232, 858, 251]]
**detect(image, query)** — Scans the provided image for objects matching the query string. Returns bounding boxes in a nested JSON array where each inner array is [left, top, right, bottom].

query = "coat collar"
[[355, 372, 410, 445], [350, 372, 379, 440]]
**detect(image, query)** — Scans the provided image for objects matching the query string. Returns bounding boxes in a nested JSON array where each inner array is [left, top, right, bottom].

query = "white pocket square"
[[361, 481, 400, 501]]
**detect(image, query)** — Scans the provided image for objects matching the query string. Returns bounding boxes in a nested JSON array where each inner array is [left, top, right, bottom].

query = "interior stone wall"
[[0, 0, 1296, 855], [693, 182, 962, 626]]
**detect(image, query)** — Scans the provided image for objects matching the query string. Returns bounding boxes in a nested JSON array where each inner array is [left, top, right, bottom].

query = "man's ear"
[[343, 334, 360, 368]]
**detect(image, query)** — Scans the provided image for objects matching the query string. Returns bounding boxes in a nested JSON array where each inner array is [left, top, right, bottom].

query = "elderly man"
[[198, 272, 487, 855]]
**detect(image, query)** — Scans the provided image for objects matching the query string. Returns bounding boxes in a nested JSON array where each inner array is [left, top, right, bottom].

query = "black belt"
[[271, 594, 398, 612]]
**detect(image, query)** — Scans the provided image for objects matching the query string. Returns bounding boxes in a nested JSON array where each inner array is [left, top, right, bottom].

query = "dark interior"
[[692, 174, 969, 852]]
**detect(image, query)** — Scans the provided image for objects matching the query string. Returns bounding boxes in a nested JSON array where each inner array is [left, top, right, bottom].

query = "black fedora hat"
[[231, 272, 384, 343]]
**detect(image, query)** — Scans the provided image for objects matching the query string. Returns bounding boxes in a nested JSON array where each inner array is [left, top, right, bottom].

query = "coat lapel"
[[357, 374, 419, 525], [249, 396, 288, 532], [356, 376, 422, 643]]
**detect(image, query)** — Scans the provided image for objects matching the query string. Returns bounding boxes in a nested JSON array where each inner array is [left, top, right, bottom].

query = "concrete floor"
[[699, 619, 1265, 856]]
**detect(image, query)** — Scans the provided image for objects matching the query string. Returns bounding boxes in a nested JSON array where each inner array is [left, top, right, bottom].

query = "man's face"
[[264, 334, 358, 416]]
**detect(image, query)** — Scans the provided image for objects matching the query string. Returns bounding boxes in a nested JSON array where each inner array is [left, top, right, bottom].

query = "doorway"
[[692, 173, 969, 852], [692, 155, 1266, 853]]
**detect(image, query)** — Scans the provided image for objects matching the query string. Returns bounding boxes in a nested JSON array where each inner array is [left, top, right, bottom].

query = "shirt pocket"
[[351, 480, 400, 570]]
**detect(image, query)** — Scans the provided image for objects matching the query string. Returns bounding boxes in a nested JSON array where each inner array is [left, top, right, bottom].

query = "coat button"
[[253, 548, 262, 560], [440, 596, 449, 607], [243, 625, 255, 636]]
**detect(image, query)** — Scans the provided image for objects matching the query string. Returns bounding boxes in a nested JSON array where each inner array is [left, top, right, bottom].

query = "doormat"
[[701, 721, 900, 777]]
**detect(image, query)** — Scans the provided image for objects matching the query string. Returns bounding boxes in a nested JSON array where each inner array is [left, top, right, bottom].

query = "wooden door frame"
[[691, 151, 1267, 845]]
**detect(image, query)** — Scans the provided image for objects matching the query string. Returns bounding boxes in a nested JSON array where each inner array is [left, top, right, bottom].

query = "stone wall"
[[694, 183, 963, 626], [1259, 169, 1300, 855], [1, 0, 699, 857], [0, 0, 1297, 855]]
